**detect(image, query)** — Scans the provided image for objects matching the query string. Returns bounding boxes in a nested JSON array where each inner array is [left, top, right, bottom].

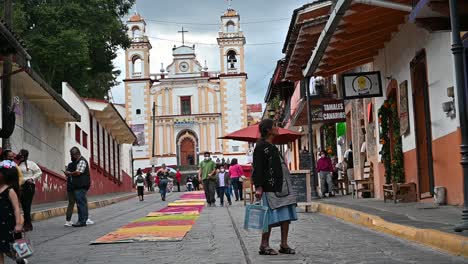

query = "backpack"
[[136, 175, 145, 184]]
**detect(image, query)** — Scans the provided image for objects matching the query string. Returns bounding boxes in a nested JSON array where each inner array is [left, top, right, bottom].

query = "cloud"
[[111, 0, 310, 105]]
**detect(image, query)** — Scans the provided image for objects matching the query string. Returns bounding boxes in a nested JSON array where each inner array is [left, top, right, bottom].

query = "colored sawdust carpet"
[[91, 191, 206, 244]]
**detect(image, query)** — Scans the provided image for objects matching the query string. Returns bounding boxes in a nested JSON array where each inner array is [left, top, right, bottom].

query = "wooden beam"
[[416, 16, 468, 32], [323, 50, 379, 64], [327, 42, 385, 58], [335, 23, 399, 41], [316, 58, 374, 77], [329, 34, 391, 50], [321, 51, 377, 69], [332, 26, 398, 48], [343, 5, 405, 24], [341, 9, 406, 28]]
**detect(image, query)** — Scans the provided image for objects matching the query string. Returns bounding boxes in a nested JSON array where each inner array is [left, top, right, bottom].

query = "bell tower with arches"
[[124, 12, 153, 167], [217, 8, 248, 156]]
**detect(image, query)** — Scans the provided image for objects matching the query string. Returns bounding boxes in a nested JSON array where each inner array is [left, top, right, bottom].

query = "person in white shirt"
[[16, 149, 42, 232], [134, 168, 145, 201]]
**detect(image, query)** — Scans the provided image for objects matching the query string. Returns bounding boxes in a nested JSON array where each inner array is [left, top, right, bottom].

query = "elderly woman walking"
[[252, 119, 297, 256]]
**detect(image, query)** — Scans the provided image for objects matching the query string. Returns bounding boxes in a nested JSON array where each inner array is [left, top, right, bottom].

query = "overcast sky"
[[110, 0, 311, 105]]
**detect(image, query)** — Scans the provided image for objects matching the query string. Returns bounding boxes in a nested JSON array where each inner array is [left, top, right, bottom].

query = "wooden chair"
[[352, 161, 374, 199], [383, 182, 417, 203], [243, 178, 255, 206], [335, 170, 349, 195]]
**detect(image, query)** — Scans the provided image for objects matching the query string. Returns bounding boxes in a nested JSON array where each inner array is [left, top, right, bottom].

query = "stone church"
[[124, 8, 248, 169]]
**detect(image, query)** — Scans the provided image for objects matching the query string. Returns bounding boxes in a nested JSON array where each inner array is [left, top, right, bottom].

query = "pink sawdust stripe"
[[123, 220, 196, 228], [158, 205, 204, 213], [180, 194, 206, 199]]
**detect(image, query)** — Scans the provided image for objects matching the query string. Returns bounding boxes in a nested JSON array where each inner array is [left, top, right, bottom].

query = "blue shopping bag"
[[244, 203, 269, 233]]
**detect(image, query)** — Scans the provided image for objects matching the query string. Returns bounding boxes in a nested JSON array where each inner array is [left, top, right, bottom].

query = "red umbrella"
[[219, 124, 302, 145]]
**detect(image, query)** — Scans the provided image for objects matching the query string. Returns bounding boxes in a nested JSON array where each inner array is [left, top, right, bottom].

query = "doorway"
[[180, 138, 195, 166], [410, 50, 435, 198]]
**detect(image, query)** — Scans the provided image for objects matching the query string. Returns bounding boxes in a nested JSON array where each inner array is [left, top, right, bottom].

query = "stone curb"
[[31, 193, 137, 222], [310, 202, 468, 258]]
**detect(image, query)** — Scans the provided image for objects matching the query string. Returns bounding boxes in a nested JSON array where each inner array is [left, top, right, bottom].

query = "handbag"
[[244, 203, 269, 233], [237, 166, 246, 182], [11, 233, 33, 259]]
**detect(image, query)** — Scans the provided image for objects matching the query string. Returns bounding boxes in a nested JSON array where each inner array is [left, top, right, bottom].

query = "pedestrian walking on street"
[[186, 175, 194, 191], [344, 142, 354, 193], [16, 149, 42, 232], [229, 158, 244, 201], [156, 164, 169, 201], [135, 168, 145, 201], [175, 169, 182, 192], [216, 165, 232, 206], [2, 150, 22, 193], [317, 150, 335, 198], [198, 152, 217, 206], [192, 175, 200, 191], [0, 162, 27, 264], [146, 172, 153, 192], [64, 147, 91, 227], [253, 119, 297, 256]]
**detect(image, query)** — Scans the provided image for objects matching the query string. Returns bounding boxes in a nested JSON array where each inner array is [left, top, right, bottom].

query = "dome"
[[129, 13, 143, 22], [223, 8, 238, 17]]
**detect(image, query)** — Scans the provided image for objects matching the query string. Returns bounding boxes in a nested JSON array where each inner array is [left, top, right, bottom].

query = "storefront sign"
[[174, 117, 195, 127], [341, 71, 383, 99], [399, 80, 410, 135], [311, 100, 346, 124]]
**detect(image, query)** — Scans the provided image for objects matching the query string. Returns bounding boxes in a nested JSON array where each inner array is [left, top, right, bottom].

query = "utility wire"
[[144, 17, 290, 26], [147, 35, 282, 46]]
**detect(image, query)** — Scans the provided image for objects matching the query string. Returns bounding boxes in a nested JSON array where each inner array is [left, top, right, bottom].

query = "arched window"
[[132, 26, 141, 38], [136, 109, 141, 115], [132, 56, 142, 77], [226, 21, 236, 32], [227, 50, 237, 69]]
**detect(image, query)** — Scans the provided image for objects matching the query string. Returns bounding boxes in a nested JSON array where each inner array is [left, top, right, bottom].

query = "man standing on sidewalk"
[[198, 152, 216, 206], [64, 147, 91, 227]]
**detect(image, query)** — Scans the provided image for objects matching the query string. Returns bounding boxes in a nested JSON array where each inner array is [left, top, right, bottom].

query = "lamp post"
[[450, 0, 468, 232], [306, 79, 320, 199]]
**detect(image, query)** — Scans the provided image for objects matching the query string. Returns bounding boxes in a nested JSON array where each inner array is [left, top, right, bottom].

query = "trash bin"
[[434, 186, 446, 205]]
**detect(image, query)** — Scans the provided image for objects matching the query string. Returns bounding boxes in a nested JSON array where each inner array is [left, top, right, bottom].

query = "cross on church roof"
[[178, 27, 189, 46], [226, 0, 233, 9]]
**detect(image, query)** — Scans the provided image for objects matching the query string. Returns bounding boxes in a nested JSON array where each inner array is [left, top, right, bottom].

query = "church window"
[[226, 21, 236, 32], [227, 50, 237, 69], [180, 96, 191, 115], [131, 26, 141, 38], [232, 146, 239, 152], [132, 56, 142, 77], [136, 109, 141, 115]]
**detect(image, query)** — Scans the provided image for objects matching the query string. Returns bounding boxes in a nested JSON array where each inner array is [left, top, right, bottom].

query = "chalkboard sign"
[[299, 153, 312, 170], [290, 172, 309, 203]]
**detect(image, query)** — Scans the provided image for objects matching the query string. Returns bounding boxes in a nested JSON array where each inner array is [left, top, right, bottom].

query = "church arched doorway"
[[177, 130, 198, 166]]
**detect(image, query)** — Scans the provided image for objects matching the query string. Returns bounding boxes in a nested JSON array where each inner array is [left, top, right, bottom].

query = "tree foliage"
[[2, 0, 135, 98]]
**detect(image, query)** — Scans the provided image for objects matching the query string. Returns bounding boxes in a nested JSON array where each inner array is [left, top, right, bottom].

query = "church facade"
[[124, 9, 248, 169]]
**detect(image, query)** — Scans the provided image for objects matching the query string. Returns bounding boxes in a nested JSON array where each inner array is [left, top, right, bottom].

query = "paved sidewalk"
[[31, 191, 142, 221], [320, 196, 466, 236]]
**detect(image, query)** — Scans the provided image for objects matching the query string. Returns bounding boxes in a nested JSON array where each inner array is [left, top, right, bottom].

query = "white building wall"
[[373, 23, 457, 152], [222, 77, 246, 153], [62, 83, 91, 162]]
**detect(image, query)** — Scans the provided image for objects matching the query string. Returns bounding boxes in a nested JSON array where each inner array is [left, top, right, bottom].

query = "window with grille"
[[180, 96, 191, 115]]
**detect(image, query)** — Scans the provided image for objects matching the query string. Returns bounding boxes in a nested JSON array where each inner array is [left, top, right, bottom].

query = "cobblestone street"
[[8, 192, 466, 264]]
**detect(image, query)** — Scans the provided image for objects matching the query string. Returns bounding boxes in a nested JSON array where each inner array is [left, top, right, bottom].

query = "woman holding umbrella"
[[252, 119, 297, 255]]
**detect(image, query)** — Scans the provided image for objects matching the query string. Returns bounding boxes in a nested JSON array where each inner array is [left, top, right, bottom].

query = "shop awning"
[[85, 99, 137, 144], [282, 1, 333, 82], [303, 0, 411, 77], [9, 67, 81, 123], [303, 0, 468, 77]]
